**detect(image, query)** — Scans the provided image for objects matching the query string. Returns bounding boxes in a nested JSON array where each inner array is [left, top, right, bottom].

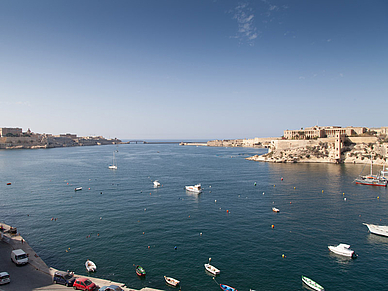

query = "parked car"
[[53, 271, 76, 287], [11, 249, 28, 265], [99, 285, 123, 291], [0, 272, 10, 285], [73, 277, 97, 290]]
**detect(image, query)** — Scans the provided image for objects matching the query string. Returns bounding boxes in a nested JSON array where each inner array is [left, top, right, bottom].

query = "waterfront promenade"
[[0, 223, 164, 291]]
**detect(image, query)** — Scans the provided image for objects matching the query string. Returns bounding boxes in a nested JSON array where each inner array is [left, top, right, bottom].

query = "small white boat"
[[185, 184, 202, 193], [328, 243, 356, 258], [204, 263, 220, 275], [74, 187, 82, 191], [363, 223, 388, 237], [85, 259, 97, 272], [153, 180, 161, 187], [301, 276, 324, 291], [164, 276, 179, 287], [272, 207, 279, 213]]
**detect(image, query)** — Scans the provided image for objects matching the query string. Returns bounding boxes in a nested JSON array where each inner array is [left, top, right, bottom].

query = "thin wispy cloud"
[[229, 1, 289, 45], [231, 2, 259, 46]]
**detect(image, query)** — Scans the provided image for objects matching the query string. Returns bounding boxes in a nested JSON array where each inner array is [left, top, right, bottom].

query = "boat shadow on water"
[[328, 252, 356, 266], [366, 233, 388, 245]]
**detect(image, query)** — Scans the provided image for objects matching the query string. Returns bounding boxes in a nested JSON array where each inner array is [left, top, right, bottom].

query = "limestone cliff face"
[[246, 138, 388, 165]]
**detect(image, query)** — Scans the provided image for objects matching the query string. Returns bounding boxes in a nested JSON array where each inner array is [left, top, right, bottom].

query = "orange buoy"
[[271, 225, 274, 228], [226, 210, 229, 213]]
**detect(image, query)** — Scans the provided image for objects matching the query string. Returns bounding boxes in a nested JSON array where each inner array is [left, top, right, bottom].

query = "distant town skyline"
[[1, 0, 387, 140]]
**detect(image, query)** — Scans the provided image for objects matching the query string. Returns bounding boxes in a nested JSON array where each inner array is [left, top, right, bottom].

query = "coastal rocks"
[[247, 139, 388, 164]]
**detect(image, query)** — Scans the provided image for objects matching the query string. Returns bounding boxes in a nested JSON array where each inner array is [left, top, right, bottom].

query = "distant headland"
[[200, 125, 388, 165], [0, 127, 120, 149]]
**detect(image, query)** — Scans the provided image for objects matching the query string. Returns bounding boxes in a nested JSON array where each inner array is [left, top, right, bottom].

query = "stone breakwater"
[[246, 137, 388, 164]]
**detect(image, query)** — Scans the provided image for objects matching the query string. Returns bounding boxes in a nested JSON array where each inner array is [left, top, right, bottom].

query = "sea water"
[[1, 144, 387, 290]]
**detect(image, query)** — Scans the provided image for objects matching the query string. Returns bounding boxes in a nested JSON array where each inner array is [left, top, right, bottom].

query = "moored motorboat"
[[220, 284, 237, 291], [363, 223, 388, 237], [185, 184, 202, 193], [85, 259, 96, 272], [75, 187, 82, 191], [272, 207, 279, 213], [204, 263, 220, 275], [136, 265, 146, 277], [301, 276, 324, 291], [328, 243, 356, 258], [164, 276, 179, 287], [153, 180, 161, 187]]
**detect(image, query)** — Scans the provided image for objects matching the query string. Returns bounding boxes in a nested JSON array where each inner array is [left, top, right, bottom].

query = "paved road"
[[0, 240, 54, 291], [0, 224, 163, 291]]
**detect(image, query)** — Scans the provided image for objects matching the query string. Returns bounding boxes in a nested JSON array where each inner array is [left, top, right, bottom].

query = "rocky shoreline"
[[0, 135, 120, 150], [245, 137, 388, 165]]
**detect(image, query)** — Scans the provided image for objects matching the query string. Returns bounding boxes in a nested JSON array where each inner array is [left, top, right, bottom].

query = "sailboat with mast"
[[108, 150, 118, 170], [354, 155, 387, 187]]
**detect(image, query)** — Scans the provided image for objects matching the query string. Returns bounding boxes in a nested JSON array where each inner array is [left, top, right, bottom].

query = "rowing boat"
[[164, 276, 179, 287], [301, 276, 324, 291], [220, 284, 237, 291], [204, 263, 220, 275]]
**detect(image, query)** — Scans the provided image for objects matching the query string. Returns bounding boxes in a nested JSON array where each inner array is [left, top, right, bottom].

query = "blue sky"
[[1, 0, 387, 140]]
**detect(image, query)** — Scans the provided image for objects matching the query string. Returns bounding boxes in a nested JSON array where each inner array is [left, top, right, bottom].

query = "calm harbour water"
[[1, 144, 387, 290]]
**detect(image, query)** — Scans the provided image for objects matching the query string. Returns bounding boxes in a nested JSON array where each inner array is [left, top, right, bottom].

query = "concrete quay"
[[0, 223, 164, 291]]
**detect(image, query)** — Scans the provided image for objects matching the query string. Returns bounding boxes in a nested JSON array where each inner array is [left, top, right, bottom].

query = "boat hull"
[[164, 276, 179, 287], [355, 175, 387, 187], [328, 245, 355, 257], [185, 185, 202, 193], [363, 223, 388, 237], [220, 284, 237, 291], [136, 266, 146, 277], [302, 276, 324, 291], [204, 263, 220, 275], [85, 260, 96, 272]]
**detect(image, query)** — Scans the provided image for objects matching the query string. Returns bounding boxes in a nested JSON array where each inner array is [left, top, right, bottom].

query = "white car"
[[0, 272, 10, 285]]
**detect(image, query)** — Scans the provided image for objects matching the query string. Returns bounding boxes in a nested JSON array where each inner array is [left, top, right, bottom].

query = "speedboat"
[[153, 180, 161, 187], [363, 223, 388, 237], [328, 243, 356, 258], [164, 276, 179, 287], [185, 184, 202, 193], [85, 259, 96, 272], [204, 263, 220, 275], [136, 265, 146, 277], [220, 284, 237, 291], [301, 276, 324, 291]]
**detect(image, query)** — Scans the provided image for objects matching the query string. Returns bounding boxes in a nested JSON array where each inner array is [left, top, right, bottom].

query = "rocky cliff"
[[246, 137, 388, 165]]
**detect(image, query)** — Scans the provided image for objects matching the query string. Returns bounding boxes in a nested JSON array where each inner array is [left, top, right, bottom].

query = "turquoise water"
[[1, 144, 387, 290]]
